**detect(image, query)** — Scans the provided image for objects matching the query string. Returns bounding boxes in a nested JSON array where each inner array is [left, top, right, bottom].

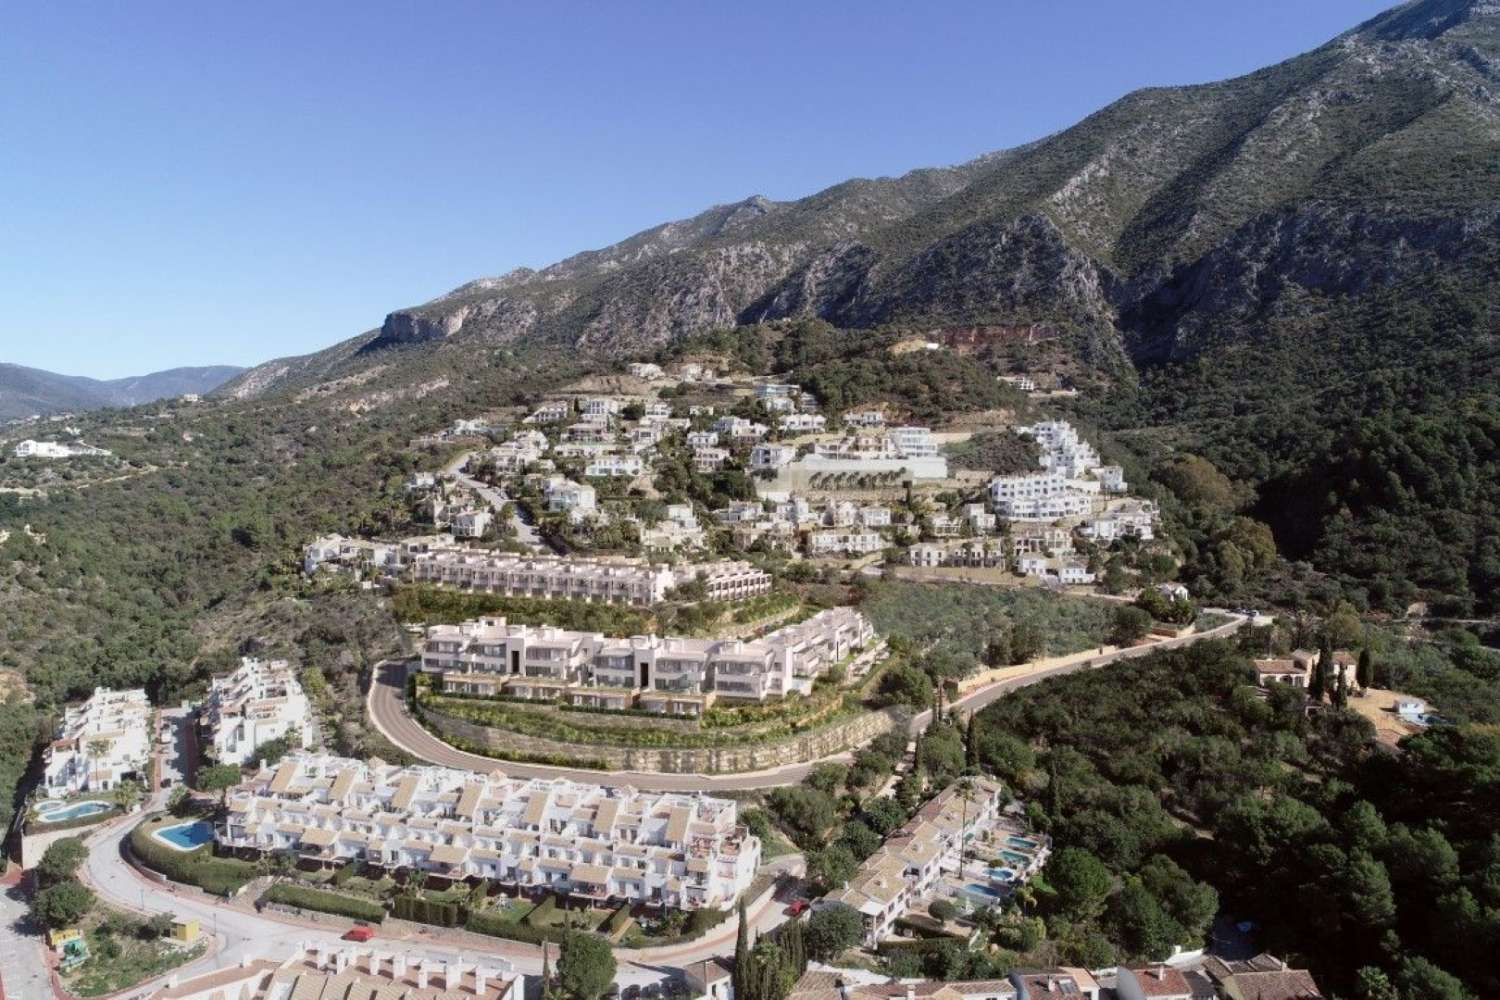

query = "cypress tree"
[[1357, 648, 1373, 691], [965, 713, 979, 769], [1334, 668, 1348, 709], [733, 896, 754, 1000]]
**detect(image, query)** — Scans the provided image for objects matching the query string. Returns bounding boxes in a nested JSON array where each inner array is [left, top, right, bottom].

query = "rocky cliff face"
[[223, 0, 1500, 398]]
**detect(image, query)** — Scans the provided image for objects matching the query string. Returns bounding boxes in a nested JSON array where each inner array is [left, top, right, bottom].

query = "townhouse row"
[[42, 687, 152, 797], [304, 537, 771, 605], [423, 606, 876, 715], [220, 752, 760, 910]]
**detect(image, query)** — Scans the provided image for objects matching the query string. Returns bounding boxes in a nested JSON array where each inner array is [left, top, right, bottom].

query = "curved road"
[[368, 611, 1247, 792]]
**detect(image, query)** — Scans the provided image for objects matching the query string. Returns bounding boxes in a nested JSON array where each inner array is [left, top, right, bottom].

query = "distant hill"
[[0, 363, 245, 420]]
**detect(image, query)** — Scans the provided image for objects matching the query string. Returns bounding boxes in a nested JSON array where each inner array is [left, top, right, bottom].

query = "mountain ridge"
[[0, 363, 245, 421], [221, 0, 1500, 400]]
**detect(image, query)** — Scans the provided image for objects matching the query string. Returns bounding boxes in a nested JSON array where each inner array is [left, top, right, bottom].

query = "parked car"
[[343, 925, 375, 942], [786, 899, 809, 916]]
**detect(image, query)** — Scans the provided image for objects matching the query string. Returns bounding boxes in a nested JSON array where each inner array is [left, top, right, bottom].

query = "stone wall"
[[422, 704, 899, 774]]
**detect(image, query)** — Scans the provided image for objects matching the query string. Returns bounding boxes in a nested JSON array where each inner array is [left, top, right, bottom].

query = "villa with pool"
[[815, 776, 1050, 947], [42, 686, 152, 798]]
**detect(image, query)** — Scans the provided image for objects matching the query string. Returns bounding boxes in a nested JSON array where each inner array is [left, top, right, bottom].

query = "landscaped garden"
[[61, 909, 207, 998]]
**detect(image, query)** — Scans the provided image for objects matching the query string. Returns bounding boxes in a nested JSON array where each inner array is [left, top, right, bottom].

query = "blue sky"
[[2, 1, 1392, 378]]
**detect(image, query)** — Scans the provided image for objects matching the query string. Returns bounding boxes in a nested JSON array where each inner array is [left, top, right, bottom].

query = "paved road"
[[368, 612, 1248, 792], [446, 452, 546, 550], [0, 873, 53, 1000]]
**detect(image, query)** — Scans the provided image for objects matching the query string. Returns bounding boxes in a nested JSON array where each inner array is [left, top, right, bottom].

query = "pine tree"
[[1357, 648, 1373, 691]]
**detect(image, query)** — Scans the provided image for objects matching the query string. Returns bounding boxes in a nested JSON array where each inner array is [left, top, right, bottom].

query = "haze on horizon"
[[2, 0, 1390, 379]]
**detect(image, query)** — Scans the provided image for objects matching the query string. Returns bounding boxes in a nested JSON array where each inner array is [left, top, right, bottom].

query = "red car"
[[786, 899, 809, 917], [343, 926, 375, 942]]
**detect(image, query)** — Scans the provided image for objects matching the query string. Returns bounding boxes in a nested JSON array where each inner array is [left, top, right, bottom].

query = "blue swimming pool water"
[[35, 800, 111, 823], [998, 849, 1031, 866], [963, 883, 1004, 901], [1006, 835, 1040, 851], [155, 821, 214, 851], [988, 867, 1018, 882]]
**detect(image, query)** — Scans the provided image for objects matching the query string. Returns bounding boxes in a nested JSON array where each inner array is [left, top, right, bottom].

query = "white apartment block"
[[204, 658, 315, 766], [523, 401, 571, 425], [485, 439, 544, 472], [843, 410, 885, 428], [423, 606, 874, 712], [584, 455, 643, 478], [150, 945, 525, 1000], [819, 778, 1005, 946], [754, 382, 799, 401], [42, 687, 151, 797], [688, 405, 716, 417], [640, 504, 707, 551], [808, 531, 885, 557], [542, 477, 596, 515], [714, 416, 769, 440], [1011, 523, 1073, 557], [1015, 554, 1096, 585], [581, 397, 621, 419], [692, 446, 730, 472], [450, 509, 493, 539], [777, 413, 826, 434], [221, 752, 760, 910], [907, 538, 1009, 569], [1002, 492, 1094, 521], [14, 439, 111, 459], [407, 551, 769, 606], [686, 431, 719, 448], [750, 443, 797, 470], [890, 426, 939, 458], [1079, 499, 1159, 542], [998, 374, 1036, 392], [643, 400, 673, 419], [763, 396, 797, 414], [405, 471, 437, 491], [963, 503, 997, 534]]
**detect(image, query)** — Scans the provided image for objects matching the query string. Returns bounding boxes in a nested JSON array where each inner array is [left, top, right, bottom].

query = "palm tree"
[[86, 738, 112, 790], [956, 777, 976, 873]]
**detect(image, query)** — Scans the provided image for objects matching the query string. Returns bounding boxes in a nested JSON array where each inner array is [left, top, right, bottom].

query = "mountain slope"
[[224, 0, 1500, 402], [0, 363, 245, 420]]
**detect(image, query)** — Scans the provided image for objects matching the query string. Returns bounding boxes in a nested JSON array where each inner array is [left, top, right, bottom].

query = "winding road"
[[367, 611, 1248, 792]]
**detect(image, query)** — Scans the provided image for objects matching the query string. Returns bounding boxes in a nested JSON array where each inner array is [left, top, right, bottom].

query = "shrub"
[[392, 894, 460, 927], [128, 817, 256, 896], [265, 884, 386, 923], [929, 898, 959, 922], [466, 909, 570, 946]]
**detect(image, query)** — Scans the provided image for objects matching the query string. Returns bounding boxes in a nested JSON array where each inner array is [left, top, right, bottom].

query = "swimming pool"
[[961, 883, 1004, 904], [34, 799, 112, 824], [987, 867, 1019, 883], [998, 849, 1031, 866], [154, 820, 214, 851], [1006, 835, 1040, 851]]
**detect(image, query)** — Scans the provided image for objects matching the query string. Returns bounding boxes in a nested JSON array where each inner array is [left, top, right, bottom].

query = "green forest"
[[971, 637, 1500, 999]]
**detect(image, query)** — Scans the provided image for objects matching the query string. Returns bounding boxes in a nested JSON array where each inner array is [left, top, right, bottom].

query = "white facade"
[[43, 687, 152, 797], [543, 477, 597, 514], [750, 443, 797, 470], [424, 606, 874, 708], [714, 417, 769, 440], [450, 509, 493, 539], [628, 362, 665, 379], [204, 658, 314, 766], [693, 447, 730, 472], [584, 455, 643, 478], [406, 551, 770, 606], [777, 413, 826, 434], [222, 752, 760, 911], [807, 530, 885, 557], [890, 426, 939, 458], [14, 439, 110, 459]]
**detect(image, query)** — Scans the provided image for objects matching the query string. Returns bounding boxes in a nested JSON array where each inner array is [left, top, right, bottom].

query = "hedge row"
[[265, 884, 386, 923], [875, 937, 952, 957], [392, 895, 461, 927], [128, 819, 256, 896], [465, 909, 570, 946]]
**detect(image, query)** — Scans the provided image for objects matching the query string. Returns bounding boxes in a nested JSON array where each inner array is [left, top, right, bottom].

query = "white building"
[[14, 439, 110, 459], [998, 374, 1036, 393], [641, 504, 707, 551], [584, 455, 643, 478], [543, 477, 597, 515], [581, 397, 621, 419], [1015, 554, 1096, 585], [407, 551, 770, 606], [523, 401, 571, 425], [890, 426, 939, 458], [424, 606, 874, 710], [777, 413, 827, 434], [714, 416, 769, 440], [808, 531, 885, 557], [203, 658, 314, 766], [750, 443, 797, 471], [628, 362, 665, 380], [687, 431, 720, 448], [843, 410, 885, 428], [42, 687, 152, 797], [693, 447, 730, 472], [150, 945, 524, 1000], [450, 509, 494, 539], [222, 752, 760, 910]]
